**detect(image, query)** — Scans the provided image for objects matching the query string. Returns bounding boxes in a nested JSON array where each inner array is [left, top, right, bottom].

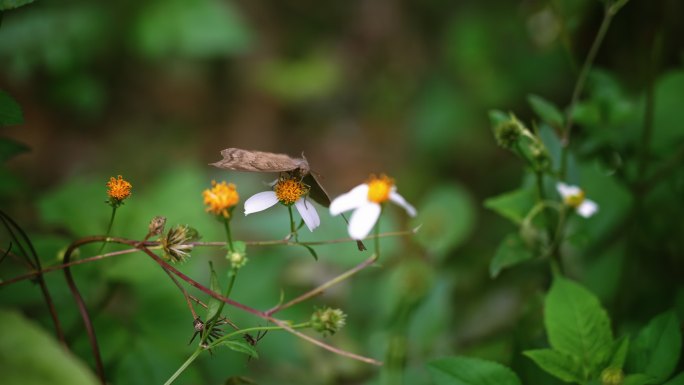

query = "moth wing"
[[210, 148, 304, 172]]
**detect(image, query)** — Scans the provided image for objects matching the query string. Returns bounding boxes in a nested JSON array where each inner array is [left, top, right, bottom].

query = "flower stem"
[[223, 218, 234, 252], [164, 347, 202, 385], [287, 205, 298, 242], [207, 322, 311, 349], [97, 206, 117, 255]]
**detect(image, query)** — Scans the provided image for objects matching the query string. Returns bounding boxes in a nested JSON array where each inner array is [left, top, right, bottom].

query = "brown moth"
[[211, 148, 366, 251]]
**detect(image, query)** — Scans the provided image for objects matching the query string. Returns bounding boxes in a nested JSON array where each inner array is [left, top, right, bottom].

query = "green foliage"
[[528, 94, 565, 129], [0, 90, 23, 126], [205, 261, 221, 322], [428, 356, 522, 385], [489, 233, 533, 277], [412, 183, 476, 259], [484, 188, 536, 225], [0, 0, 34, 11], [0, 137, 29, 163], [626, 311, 682, 383], [0, 308, 99, 385], [256, 53, 341, 102], [524, 349, 584, 383], [217, 340, 258, 358]]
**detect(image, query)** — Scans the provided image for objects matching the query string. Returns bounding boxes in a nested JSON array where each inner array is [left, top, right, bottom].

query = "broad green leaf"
[[545, 276, 613, 378], [0, 308, 99, 385], [218, 339, 258, 358], [0, 137, 30, 162], [663, 372, 684, 385], [412, 184, 476, 258], [627, 311, 681, 383], [205, 261, 222, 322], [484, 188, 536, 225], [528, 94, 564, 128], [524, 349, 584, 383], [489, 233, 533, 278], [0, 0, 34, 11], [428, 356, 522, 385], [0, 90, 23, 126]]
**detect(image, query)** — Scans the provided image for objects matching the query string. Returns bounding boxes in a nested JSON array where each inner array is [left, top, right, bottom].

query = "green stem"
[[97, 206, 118, 255], [287, 205, 298, 242], [561, 5, 615, 178], [164, 347, 202, 385], [208, 322, 310, 349], [202, 268, 239, 343], [223, 218, 234, 252]]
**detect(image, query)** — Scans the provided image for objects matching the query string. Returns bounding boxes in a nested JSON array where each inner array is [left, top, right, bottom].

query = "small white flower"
[[330, 174, 416, 240], [244, 177, 320, 231], [556, 182, 598, 218]]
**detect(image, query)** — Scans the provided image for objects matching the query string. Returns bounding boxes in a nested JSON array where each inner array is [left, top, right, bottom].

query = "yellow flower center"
[[203, 181, 239, 218], [274, 178, 307, 205], [564, 190, 586, 208], [366, 174, 394, 203], [107, 175, 132, 201]]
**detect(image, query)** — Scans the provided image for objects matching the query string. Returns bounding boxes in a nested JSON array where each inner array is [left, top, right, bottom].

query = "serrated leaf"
[[0, 90, 24, 126], [218, 339, 258, 358], [663, 372, 684, 385], [205, 262, 221, 322], [545, 276, 613, 378], [524, 349, 584, 383], [627, 311, 681, 383], [0, 308, 99, 385], [428, 356, 522, 385], [0, 137, 30, 163], [484, 188, 536, 225], [490, 233, 533, 278], [528, 94, 564, 128]]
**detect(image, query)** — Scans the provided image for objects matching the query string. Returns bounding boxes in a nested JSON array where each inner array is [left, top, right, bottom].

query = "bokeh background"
[[2, 0, 684, 384]]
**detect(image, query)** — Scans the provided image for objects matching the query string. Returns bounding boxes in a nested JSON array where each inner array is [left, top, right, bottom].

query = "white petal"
[[295, 198, 320, 232], [556, 182, 581, 199], [329, 184, 369, 216], [244, 191, 279, 215], [577, 199, 599, 218], [389, 190, 417, 217], [348, 203, 381, 240]]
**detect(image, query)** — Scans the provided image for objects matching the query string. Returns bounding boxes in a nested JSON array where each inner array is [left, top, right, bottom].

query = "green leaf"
[[218, 339, 258, 358], [300, 244, 318, 261], [232, 240, 247, 254], [484, 188, 536, 225], [545, 276, 613, 378], [524, 349, 584, 383], [205, 261, 222, 322], [663, 372, 684, 385], [0, 0, 34, 11], [627, 311, 681, 383], [528, 94, 564, 128], [609, 336, 630, 369], [0, 308, 99, 385], [428, 356, 522, 385], [0, 137, 30, 163], [412, 183, 476, 259], [488, 109, 508, 127], [623, 374, 657, 385], [489, 233, 533, 278], [0, 90, 24, 126]]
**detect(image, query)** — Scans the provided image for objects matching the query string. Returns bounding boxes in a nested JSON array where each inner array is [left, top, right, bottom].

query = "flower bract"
[[330, 174, 416, 240]]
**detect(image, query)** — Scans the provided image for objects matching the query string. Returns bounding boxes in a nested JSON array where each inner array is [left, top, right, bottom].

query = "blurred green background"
[[1, 0, 684, 384]]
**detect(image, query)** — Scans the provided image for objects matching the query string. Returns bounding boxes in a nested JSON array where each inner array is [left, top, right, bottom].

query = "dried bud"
[[161, 224, 201, 263], [148, 216, 167, 237], [601, 367, 624, 385], [310, 307, 346, 336]]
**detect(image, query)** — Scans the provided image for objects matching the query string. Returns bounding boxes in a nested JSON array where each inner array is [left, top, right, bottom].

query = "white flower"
[[330, 174, 416, 240], [556, 182, 599, 218], [244, 177, 320, 231]]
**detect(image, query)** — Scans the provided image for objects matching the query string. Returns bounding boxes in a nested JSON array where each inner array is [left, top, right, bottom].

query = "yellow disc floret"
[[366, 174, 394, 203], [203, 180, 239, 218], [275, 177, 307, 205], [106, 175, 132, 201], [563, 189, 586, 208]]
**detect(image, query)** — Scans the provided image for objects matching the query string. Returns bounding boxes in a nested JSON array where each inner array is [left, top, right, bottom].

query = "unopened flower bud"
[[530, 141, 551, 171], [494, 116, 525, 149], [601, 367, 624, 385], [311, 307, 346, 336], [227, 251, 248, 269]]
